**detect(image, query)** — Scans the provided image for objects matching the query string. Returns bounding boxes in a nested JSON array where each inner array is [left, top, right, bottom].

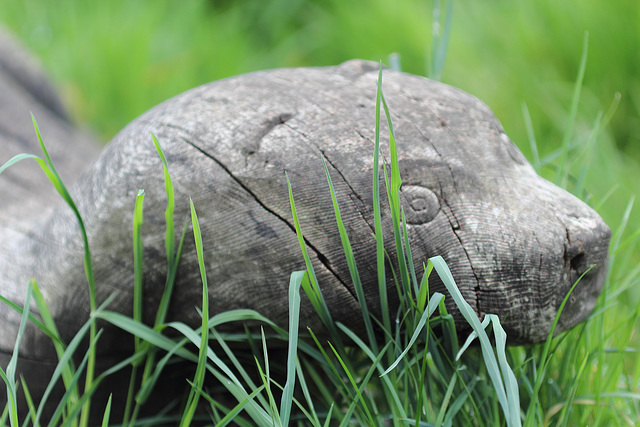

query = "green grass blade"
[[7, 281, 32, 383], [327, 342, 375, 426], [373, 66, 391, 337], [414, 321, 432, 425], [132, 189, 145, 339], [0, 368, 18, 427], [524, 268, 593, 427], [300, 356, 336, 402], [556, 32, 589, 186], [29, 281, 70, 354], [136, 223, 187, 409], [306, 328, 353, 411], [573, 111, 602, 199], [322, 404, 335, 427], [434, 371, 457, 427], [1, 282, 32, 427], [610, 197, 635, 261], [168, 322, 245, 393], [0, 153, 39, 174], [27, 115, 98, 425], [285, 172, 320, 305], [456, 316, 491, 360], [322, 158, 378, 352], [209, 329, 269, 410], [336, 324, 405, 418], [101, 395, 112, 427], [0, 281, 81, 416], [47, 330, 104, 427], [442, 380, 475, 426], [402, 211, 420, 298], [208, 309, 282, 331], [430, 256, 520, 426], [337, 348, 387, 425], [521, 102, 540, 171], [259, 329, 280, 425], [122, 188, 145, 425], [96, 311, 195, 360], [279, 271, 306, 427], [377, 77, 401, 196], [490, 315, 521, 426], [378, 80, 412, 300], [286, 172, 344, 350], [381, 292, 444, 376], [557, 354, 590, 426], [294, 359, 322, 427], [214, 385, 266, 427], [0, 294, 55, 344], [30, 116, 97, 307], [30, 280, 80, 413], [135, 338, 188, 403], [179, 199, 210, 426], [429, 0, 453, 81], [19, 378, 36, 426], [155, 220, 188, 327], [33, 291, 117, 426], [416, 263, 431, 314], [151, 133, 176, 266]]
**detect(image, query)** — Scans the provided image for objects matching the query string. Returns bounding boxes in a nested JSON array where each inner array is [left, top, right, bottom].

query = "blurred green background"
[[1, 0, 638, 289]]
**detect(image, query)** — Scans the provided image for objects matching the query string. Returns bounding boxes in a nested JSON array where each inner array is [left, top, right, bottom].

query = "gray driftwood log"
[[0, 36, 610, 417]]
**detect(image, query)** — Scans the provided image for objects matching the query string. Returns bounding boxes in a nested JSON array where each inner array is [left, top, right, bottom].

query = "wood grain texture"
[[0, 51, 610, 416]]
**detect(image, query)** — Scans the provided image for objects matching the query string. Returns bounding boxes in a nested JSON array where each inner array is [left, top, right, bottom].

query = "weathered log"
[[0, 44, 610, 416]]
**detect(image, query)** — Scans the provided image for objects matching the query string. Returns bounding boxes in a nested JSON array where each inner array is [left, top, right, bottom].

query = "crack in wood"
[[161, 128, 360, 306]]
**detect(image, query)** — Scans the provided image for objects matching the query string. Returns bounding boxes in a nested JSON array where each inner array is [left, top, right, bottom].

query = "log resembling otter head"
[[55, 58, 602, 344], [0, 58, 610, 415]]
